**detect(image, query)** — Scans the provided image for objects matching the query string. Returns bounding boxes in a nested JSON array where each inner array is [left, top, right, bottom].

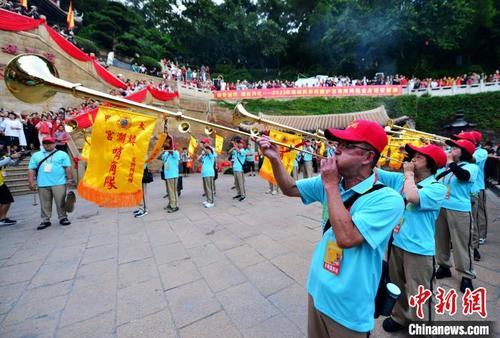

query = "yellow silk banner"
[[146, 132, 168, 163], [81, 135, 91, 161], [188, 135, 198, 156], [259, 130, 301, 184], [215, 134, 224, 155], [77, 107, 156, 208]]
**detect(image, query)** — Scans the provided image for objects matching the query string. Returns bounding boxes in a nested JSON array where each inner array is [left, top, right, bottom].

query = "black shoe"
[[37, 222, 51, 230], [231, 186, 236, 190], [435, 266, 452, 279], [167, 207, 179, 213], [163, 194, 168, 198], [473, 249, 481, 261], [232, 195, 241, 199], [59, 218, 71, 226], [1, 218, 17, 225], [238, 196, 246, 202], [382, 317, 405, 332], [460, 277, 474, 293]]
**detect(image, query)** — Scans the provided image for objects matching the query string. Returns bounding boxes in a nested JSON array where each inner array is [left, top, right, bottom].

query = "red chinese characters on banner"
[[435, 287, 458, 316], [462, 287, 487, 318], [213, 85, 403, 100], [128, 157, 136, 183], [102, 129, 137, 190], [408, 285, 432, 319]]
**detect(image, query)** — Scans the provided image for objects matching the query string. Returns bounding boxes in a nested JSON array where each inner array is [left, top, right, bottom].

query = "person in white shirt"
[[3, 112, 26, 153]]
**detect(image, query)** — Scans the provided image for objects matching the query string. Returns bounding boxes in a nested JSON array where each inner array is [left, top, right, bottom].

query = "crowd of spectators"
[[1, 1, 40, 19]]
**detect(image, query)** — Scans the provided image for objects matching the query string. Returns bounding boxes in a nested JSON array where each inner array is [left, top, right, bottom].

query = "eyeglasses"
[[337, 141, 373, 152]]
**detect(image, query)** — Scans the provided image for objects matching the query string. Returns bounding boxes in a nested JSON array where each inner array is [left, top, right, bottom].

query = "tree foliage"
[[68, 0, 498, 76]]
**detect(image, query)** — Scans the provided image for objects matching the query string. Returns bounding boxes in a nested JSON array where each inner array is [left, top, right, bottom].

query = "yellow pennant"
[[77, 107, 155, 208], [146, 132, 168, 163], [259, 130, 301, 184], [188, 135, 198, 156], [215, 134, 224, 155], [81, 135, 91, 161]]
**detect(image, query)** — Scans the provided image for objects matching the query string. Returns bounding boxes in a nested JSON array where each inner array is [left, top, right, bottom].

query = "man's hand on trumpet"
[[255, 136, 280, 161]]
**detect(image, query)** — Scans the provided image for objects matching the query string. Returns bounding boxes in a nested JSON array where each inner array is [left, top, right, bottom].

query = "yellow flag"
[[146, 132, 167, 163], [81, 135, 91, 161], [318, 141, 325, 157], [188, 135, 198, 156], [215, 134, 224, 155], [67, 0, 75, 29], [21, 0, 27, 8], [77, 107, 155, 208], [259, 130, 302, 184]]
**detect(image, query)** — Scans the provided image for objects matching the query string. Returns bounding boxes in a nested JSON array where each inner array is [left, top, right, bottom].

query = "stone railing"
[[403, 81, 500, 97]]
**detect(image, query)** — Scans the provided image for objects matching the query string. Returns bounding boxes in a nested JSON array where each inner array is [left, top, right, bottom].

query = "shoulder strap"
[[323, 183, 385, 234], [35, 150, 59, 176], [435, 163, 466, 181]]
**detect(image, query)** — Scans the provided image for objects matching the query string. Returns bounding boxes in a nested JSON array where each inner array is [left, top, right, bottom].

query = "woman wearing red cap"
[[376, 144, 447, 332], [257, 120, 404, 336], [435, 139, 478, 293]]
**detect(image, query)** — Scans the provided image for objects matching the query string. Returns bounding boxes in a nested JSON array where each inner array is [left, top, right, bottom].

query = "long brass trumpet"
[[234, 103, 327, 141], [385, 120, 449, 142]]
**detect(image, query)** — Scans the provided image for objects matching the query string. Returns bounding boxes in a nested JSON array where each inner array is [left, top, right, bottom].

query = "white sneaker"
[[271, 191, 277, 195], [133, 208, 143, 215], [202, 201, 208, 205], [265, 190, 272, 194], [204, 203, 214, 208], [134, 210, 148, 218]]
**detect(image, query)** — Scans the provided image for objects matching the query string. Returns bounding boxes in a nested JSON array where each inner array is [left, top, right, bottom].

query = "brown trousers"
[[39, 184, 67, 222], [166, 178, 178, 209], [308, 295, 367, 338], [202, 176, 215, 204], [301, 161, 313, 178], [435, 208, 475, 279], [233, 171, 245, 197], [389, 246, 435, 325], [471, 190, 488, 249]]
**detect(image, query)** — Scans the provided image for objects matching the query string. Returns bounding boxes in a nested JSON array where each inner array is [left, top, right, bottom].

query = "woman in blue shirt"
[[161, 145, 180, 213], [198, 139, 216, 208]]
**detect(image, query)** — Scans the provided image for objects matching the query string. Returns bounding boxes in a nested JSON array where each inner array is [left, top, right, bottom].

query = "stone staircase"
[[4, 156, 31, 196]]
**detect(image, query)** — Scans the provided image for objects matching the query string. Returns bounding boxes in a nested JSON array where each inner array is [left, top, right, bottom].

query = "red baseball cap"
[[405, 144, 447, 168], [445, 139, 476, 158], [451, 132, 476, 144], [42, 137, 55, 143], [470, 130, 482, 143], [200, 138, 211, 144], [324, 120, 387, 153]]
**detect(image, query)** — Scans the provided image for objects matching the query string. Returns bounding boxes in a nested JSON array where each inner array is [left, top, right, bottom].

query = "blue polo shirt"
[[302, 146, 313, 161], [297, 174, 404, 332], [161, 150, 180, 179], [28, 149, 71, 187], [471, 147, 488, 194], [232, 149, 247, 172], [293, 152, 300, 167], [327, 147, 335, 158], [200, 151, 216, 177], [377, 169, 447, 256], [436, 162, 478, 212]]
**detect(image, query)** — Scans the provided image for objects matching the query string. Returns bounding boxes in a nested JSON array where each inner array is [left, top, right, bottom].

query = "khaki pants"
[[435, 208, 475, 279], [308, 295, 367, 338], [302, 161, 313, 178], [475, 190, 488, 240], [292, 166, 298, 181], [166, 178, 178, 209], [39, 184, 67, 222], [390, 246, 435, 325], [202, 176, 215, 203], [234, 171, 245, 197]]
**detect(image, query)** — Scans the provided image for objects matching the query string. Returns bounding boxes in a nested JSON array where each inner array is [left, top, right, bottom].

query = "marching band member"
[[435, 139, 478, 292], [161, 143, 180, 213], [301, 139, 314, 178], [326, 141, 336, 158], [292, 151, 300, 180], [376, 144, 447, 332], [198, 138, 216, 208], [229, 136, 247, 201], [257, 120, 404, 337]]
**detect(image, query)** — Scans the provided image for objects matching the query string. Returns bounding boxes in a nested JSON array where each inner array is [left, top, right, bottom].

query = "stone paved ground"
[[0, 174, 498, 338]]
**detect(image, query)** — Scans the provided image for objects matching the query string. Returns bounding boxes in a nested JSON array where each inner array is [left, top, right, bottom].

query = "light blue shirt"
[[302, 146, 313, 161], [200, 150, 216, 177], [377, 169, 447, 256], [297, 174, 404, 332], [327, 147, 335, 158], [471, 147, 488, 194], [161, 150, 180, 179], [232, 148, 247, 172], [436, 162, 478, 212], [28, 149, 71, 187], [294, 152, 300, 167]]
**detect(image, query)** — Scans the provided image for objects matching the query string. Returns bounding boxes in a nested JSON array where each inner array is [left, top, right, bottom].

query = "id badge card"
[[43, 163, 53, 173], [394, 216, 404, 234], [445, 185, 451, 200], [323, 240, 343, 275]]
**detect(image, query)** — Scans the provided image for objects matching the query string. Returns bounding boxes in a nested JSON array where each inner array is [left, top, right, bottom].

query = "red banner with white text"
[[213, 85, 403, 100]]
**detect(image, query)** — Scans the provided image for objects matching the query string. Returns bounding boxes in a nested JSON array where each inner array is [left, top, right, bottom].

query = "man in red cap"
[[435, 138, 478, 293], [257, 120, 404, 336], [198, 138, 217, 208], [376, 144, 447, 332], [28, 136, 73, 230], [454, 131, 489, 257], [228, 136, 247, 202]]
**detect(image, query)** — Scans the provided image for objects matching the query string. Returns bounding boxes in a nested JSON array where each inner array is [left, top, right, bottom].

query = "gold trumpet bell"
[[4, 54, 67, 104], [204, 127, 214, 135], [178, 122, 190, 133]]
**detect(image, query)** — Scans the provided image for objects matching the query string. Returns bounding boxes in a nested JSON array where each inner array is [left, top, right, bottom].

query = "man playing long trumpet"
[[229, 136, 247, 202], [376, 144, 447, 332], [256, 120, 404, 337], [198, 138, 216, 208], [161, 142, 180, 213]]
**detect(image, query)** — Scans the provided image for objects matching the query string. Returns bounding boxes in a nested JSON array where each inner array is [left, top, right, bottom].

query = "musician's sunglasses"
[[336, 141, 373, 152]]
